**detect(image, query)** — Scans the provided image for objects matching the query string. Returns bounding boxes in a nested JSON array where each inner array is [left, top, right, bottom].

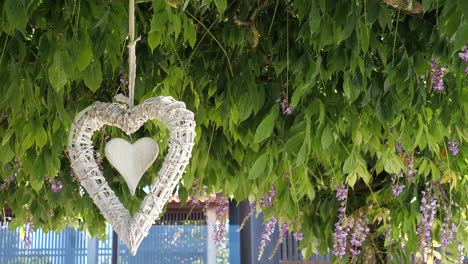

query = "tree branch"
[[381, 0, 424, 14]]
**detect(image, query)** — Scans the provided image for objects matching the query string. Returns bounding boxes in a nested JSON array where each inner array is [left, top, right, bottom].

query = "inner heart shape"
[[105, 137, 159, 196], [67, 96, 195, 255]]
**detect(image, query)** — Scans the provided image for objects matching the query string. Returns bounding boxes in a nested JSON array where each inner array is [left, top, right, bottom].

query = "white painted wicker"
[[67, 96, 196, 255]]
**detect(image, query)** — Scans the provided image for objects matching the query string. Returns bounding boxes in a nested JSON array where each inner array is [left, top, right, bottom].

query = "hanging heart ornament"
[[67, 96, 195, 255]]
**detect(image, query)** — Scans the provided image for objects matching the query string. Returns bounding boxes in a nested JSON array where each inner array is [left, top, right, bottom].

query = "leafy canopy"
[[0, 0, 467, 261]]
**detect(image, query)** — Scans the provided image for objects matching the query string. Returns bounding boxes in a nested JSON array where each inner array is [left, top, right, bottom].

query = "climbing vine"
[[0, 0, 467, 262]]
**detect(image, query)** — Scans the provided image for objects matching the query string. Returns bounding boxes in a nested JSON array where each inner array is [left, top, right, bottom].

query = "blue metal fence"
[[0, 223, 220, 264]]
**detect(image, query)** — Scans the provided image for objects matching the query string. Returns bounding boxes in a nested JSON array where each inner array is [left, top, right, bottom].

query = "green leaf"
[[346, 172, 357, 187], [213, 0, 227, 13], [83, 61, 103, 92], [4, 0, 28, 31], [186, 20, 197, 48], [296, 142, 308, 167], [321, 125, 333, 149], [0, 143, 14, 165], [454, 22, 468, 52], [309, 5, 321, 36], [76, 42, 93, 71], [359, 22, 370, 53], [248, 152, 268, 179], [48, 51, 69, 92], [422, 0, 432, 12], [148, 31, 162, 51], [35, 126, 48, 149], [253, 106, 279, 143]]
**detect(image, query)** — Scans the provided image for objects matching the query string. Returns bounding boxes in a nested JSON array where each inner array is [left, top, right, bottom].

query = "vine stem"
[[128, 0, 140, 106]]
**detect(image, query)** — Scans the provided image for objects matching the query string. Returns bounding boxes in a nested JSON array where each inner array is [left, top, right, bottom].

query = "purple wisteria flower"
[[392, 183, 405, 197], [448, 139, 459, 157], [430, 60, 445, 92], [51, 180, 63, 193], [214, 220, 227, 245], [416, 190, 437, 257], [456, 242, 465, 264], [277, 95, 293, 115], [349, 213, 370, 256], [293, 232, 303, 241], [405, 156, 417, 182], [335, 183, 348, 202], [260, 186, 276, 208], [23, 220, 34, 248], [459, 47, 468, 63], [332, 182, 349, 259], [395, 142, 404, 156], [258, 217, 277, 260], [391, 173, 405, 197]]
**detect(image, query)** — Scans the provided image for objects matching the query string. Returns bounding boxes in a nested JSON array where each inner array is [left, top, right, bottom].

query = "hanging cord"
[[127, 0, 140, 107]]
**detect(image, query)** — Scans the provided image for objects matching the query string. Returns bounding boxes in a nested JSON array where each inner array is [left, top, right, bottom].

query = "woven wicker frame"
[[68, 96, 196, 255]]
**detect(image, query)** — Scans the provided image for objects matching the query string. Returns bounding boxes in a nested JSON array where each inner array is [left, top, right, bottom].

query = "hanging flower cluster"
[[45, 176, 63, 193], [448, 139, 459, 157], [213, 194, 229, 245], [405, 154, 417, 183], [260, 186, 276, 208], [258, 217, 277, 261], [391, 172, 405, 197], [416, 189, 437, 258], [23, 219, 34, 248], [430, 60, 445, 92], [257, 185, 277, 260], [332, 183, 370, 259], [349, 213, 370, 256], [293, 231, 303, 241], [332, 183, 349, 258], [277, 95, 293, 115], [459, 46, 468, 76]]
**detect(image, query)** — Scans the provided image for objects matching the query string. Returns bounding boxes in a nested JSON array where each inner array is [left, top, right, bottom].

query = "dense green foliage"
[[0, 0, 467, 262]]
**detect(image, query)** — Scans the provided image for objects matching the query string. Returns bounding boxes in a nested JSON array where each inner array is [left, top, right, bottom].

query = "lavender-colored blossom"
[[448, 139, 459, 157], [258, 217, 277, 260], [332, 182, 349, 259], [51, 180, 63, 193], [332, 213, 349, 258], [416, 191, 437, 257], [293, 232, 303, 241], [215, 195, 229, 217], [456, 242, 465, 264], [459, 47, 468, 63], [279, 222, 289, 240], [392, 183, 405, 197], [335, 183, 348, 202], [441, 222, 456, 247], [405, 156, 416, 182], [395, 142, 404, 156], [441, 202, 457, 248], [260, 186, 276, 208], [277, 95, 293, 116], [214, 220, 227, 245], [391, 173, 405, 197], [430, 60, 445, 92], [23, 221, 34, 248], [349, 214, 370, 257]]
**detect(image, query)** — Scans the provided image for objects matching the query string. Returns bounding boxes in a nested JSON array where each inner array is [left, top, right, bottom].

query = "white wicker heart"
[[67, 96, 196, 255]]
